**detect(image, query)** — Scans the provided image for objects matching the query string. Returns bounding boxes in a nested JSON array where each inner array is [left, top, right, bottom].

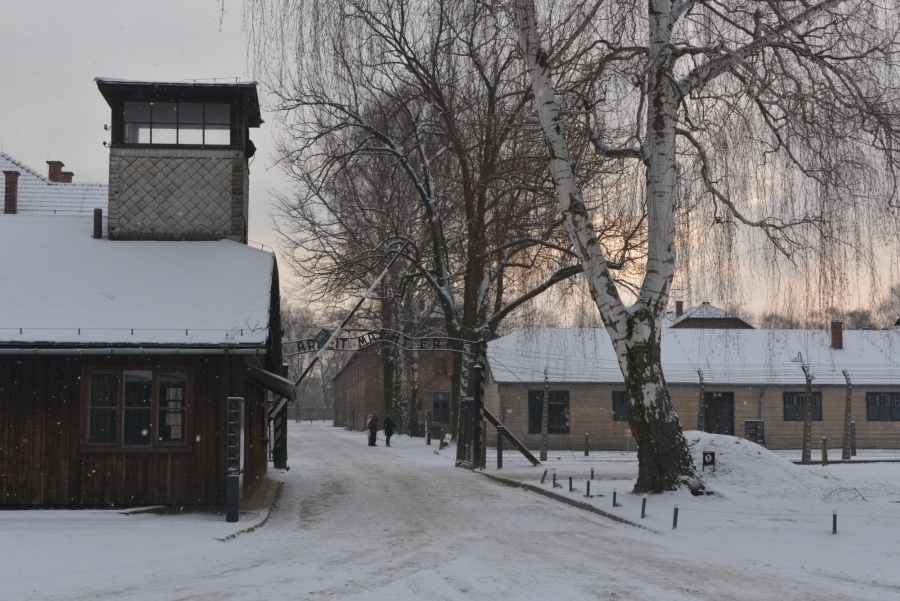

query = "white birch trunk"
[[515, 0, 699, 493]]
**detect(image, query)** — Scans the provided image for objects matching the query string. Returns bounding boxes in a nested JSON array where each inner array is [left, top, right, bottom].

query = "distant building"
[[485, 322, 900, 451], [669, 300, 754, 329], [2, 152, 108, 215], [332, 341, 454, 432]]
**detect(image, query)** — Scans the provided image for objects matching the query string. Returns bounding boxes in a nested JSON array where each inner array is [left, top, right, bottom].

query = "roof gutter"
[[0, 346, 266, 355]]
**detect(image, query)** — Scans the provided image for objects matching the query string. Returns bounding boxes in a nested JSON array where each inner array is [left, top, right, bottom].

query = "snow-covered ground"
[[3, 422, 900, 600]]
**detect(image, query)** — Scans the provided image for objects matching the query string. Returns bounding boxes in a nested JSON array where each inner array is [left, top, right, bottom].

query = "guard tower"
[[96, 79, 262, 243]]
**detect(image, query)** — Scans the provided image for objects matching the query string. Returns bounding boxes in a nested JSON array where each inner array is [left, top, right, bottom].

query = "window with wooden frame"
[[783, 391, 822, 421], [865, 392, 900, 421], [612, 391, 629, 421], [431, 391, 451, 424], [123, 101, 231, 145], [434, 357, 449, 378], [84, 368, 189, 449], [527, 390, 570, 434]]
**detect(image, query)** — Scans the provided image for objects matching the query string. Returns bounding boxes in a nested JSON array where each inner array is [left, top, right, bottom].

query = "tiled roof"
[[1, 152, 108, 216]]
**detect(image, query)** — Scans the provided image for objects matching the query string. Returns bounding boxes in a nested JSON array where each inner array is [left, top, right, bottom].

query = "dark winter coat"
[[383, 415, 396, 436]]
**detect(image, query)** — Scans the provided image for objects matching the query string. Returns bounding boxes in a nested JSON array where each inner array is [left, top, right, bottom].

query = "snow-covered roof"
[[94, 77, 259, 88], [0, 152, 108, 216], [488, 327, 900, 386], [0, 214, 274, 347]]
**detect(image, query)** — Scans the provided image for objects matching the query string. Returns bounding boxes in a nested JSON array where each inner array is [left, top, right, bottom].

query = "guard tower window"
[[123, 102, 231, 145]]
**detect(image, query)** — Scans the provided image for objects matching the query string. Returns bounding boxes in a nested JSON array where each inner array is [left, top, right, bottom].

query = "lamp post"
[[791, 353, 813, 464]]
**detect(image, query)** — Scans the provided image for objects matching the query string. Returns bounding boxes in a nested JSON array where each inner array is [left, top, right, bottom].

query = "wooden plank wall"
[[0, 353, 268, 507]]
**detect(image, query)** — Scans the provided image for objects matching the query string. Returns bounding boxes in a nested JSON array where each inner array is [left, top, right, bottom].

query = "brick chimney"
[[47, 161, 65, 182], [3, 170, 19, 214], [60, 171, 74, 183], [93, 208, 103, 239], [831, 320, 843, 350], [675, 300, 684, 317]]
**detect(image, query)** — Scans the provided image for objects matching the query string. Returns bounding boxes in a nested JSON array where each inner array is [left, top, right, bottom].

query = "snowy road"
[[5, 422, 896, 600]]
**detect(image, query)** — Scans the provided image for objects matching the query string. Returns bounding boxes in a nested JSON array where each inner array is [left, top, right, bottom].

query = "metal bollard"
[[497, 426, 504, 470], [673, 505, 679, 529], [821, 437, 828, 466], [641, 494, 647, 519], [584, 433, 589, 457], [569, 476, 573, 492]]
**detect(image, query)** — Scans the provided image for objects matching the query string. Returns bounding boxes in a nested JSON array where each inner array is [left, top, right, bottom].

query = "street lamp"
[[791, 352, 814, 464]]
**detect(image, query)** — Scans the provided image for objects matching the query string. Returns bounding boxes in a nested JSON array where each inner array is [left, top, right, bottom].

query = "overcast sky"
[[0, 0, 287, 255], [2, 2, 894, 321]]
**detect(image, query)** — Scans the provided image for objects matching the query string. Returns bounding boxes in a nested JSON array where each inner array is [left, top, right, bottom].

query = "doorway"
[[704, 392, 735, 436]]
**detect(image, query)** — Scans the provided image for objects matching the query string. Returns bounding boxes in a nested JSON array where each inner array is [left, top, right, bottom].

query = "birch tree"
[[515, 0, 900, 492]]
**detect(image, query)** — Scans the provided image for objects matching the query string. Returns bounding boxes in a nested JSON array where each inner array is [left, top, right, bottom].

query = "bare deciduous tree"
[[516, 0, 900, 492], [282, 303, 338, 412], [244, 0, 602, 434]]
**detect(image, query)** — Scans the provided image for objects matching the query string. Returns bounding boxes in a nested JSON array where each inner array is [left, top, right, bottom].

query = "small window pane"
[[548, 391, 569, 434], [204, 124, 230, 145], [152, 102, 178, 123], [431, 391, 450, 424], [179, 103, 203, 124], [152, 124, 177, 145], [124, 123, 151, 144], [124, 102, 151, 122], [613, 391, 629, 421], [158, 374, 187, 443], [124, 371, 152, 446], [88, 373, 119, 444], [125, 371, 152, 407], [90, 373, 118, 408], [179, 125, 203, 145], [124, 407, 152, 446], [205, 103, 231, 124], [528, 391, 543, 434]]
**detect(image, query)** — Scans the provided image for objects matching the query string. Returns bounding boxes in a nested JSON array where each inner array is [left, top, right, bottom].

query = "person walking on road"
[[367, 413, 378, 446], [383, 415, 396, 447]]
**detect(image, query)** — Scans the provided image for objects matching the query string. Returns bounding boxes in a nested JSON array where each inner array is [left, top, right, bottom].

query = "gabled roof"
[[669, 301, 753, 328], [0, 152, 108, 216], [487, 327, 900, 386], [0, 214, 274, 348]]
